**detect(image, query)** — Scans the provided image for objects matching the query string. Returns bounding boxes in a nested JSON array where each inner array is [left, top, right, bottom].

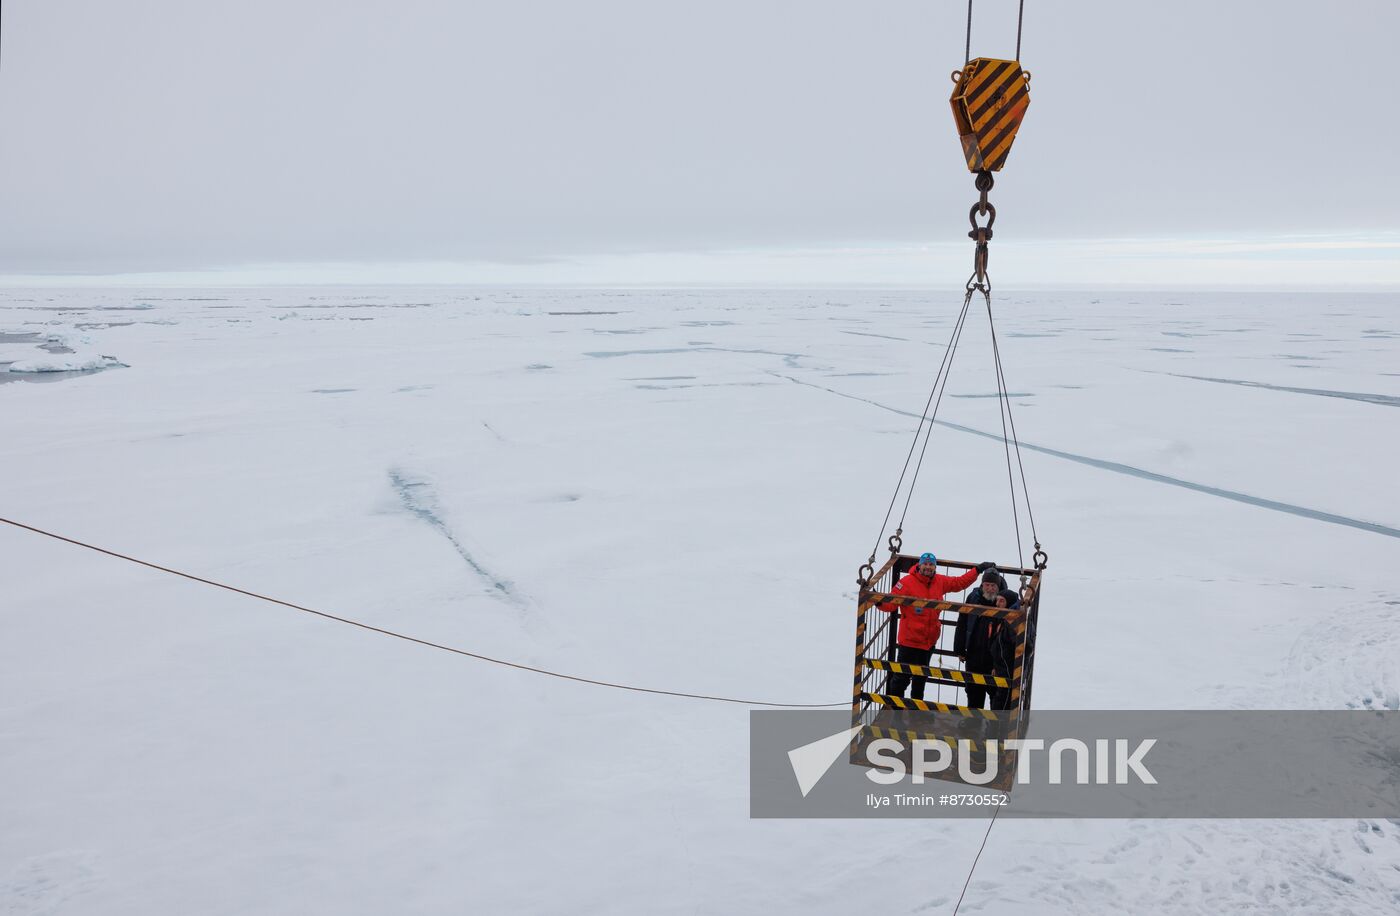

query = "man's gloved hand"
[[976, 561, 996, 573]]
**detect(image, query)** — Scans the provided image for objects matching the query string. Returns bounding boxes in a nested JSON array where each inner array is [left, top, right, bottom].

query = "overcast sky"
[[1, 1, 1397, 285]]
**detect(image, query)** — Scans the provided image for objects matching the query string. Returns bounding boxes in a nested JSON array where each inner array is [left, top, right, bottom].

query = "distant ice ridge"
[[5, 352, 126, 373]]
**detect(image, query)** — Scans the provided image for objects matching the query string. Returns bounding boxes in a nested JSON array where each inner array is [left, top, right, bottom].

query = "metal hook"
[[968, 202, 997, 231]]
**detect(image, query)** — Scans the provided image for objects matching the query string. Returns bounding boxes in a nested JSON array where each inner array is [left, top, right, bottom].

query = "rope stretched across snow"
[[0, 516, 848, 708]]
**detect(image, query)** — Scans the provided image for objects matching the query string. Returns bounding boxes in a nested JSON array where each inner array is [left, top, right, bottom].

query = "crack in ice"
[[772, 373, 1400, 541], [388, 469, 524, 606], [1159, 372, 1400, 408]]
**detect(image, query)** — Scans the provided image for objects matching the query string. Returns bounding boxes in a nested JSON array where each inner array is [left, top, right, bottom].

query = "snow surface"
[[2, 287, 1398, 915]]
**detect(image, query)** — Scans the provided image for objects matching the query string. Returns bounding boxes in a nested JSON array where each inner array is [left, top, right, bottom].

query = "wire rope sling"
[[848, 1, 1048, 791]]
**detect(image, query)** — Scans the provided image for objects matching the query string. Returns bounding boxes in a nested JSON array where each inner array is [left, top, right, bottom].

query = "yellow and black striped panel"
[[862, 657, 1010, 689], [949, 57, 1030, 172], [1008, 652, 1025, 706], [861, 692, 998, 719], [851, 613, 869, 703], [865, 593, 1025, 621]]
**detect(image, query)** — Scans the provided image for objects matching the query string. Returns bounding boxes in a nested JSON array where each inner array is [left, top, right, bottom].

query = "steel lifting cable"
[[880, 214, 1037, 570], [862, 288, 976, 574], [986, 294, 1039, 552], [981, 288, 1026, 570], [961, 183, 1041, 572], [964, 0, 973, 64], [895, 288, 975, 535], [890, 288, 972, 710], [965, 0, 1028, 64], [0, 516, 848, 709], [1015, 0, 1026, 61]]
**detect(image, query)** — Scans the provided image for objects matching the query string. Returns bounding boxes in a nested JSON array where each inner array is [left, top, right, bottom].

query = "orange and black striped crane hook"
[[950, 58, 1030, 291], [950, 58, 1031, 175]]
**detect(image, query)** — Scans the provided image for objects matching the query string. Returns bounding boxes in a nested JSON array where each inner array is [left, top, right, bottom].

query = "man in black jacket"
[[953, 569, 1021, 710]]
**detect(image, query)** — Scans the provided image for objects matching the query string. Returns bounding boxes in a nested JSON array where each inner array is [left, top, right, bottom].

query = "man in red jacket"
[[879, 552, 996, 701]]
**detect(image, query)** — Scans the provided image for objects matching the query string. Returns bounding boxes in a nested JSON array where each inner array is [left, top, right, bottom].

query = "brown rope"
[[0, 516, 847, 708]]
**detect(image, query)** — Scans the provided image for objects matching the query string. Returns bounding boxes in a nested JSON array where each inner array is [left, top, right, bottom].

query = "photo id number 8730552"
[[940, 794, 1008, 806]]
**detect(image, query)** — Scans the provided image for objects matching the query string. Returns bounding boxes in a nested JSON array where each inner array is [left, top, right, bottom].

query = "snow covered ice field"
[[3, 286, 1399, 915]]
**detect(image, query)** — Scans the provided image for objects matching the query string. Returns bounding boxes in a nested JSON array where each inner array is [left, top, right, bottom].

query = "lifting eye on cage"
[[1021, 71, 1032, 84], [950, 69, 963, 83]]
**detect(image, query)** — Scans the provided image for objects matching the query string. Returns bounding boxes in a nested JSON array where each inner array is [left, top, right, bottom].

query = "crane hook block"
[[950, 58, 1031, 173]]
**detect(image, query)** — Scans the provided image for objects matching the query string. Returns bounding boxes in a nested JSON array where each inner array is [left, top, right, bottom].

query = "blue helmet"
[[918, 552, 937, 566]]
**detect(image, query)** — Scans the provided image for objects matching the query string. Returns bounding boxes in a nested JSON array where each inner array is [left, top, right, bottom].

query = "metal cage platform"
[[850, 553, 1044, 790]]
